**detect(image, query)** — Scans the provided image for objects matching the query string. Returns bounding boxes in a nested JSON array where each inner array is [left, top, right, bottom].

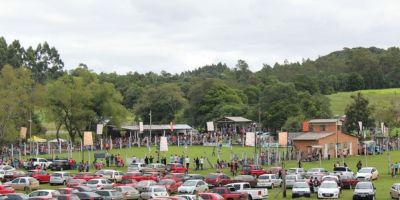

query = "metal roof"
[[309, 119, 338, 123], [292, 132, 335, 141], [121, 124, 192, 131], [216, 116, 252, 123]]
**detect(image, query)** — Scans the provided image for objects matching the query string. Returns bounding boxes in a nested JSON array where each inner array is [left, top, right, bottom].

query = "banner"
[[96, 124, 103, 135], [278, 132, 288, 146], [139, 122, 144, 133], [83, 131, 93, 146], [20, 127, 27, 139], [207, 121, 214, 132], [160, 136, 168, 152], [245, 132, 255, 146], [358, 121, 363, 132]]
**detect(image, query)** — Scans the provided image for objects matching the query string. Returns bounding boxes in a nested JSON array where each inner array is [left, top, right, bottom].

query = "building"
[[292, 119, 359, 159]]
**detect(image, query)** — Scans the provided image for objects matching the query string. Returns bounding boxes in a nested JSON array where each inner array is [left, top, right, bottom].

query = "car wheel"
[[248, 195, 252, 200]]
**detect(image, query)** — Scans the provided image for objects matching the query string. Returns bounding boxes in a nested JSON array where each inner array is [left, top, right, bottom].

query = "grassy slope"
[[328, 88, 400, 116], [27, 145, 399, 200]]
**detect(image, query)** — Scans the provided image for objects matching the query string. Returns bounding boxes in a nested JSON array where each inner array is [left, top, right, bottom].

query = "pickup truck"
[[211, 187, 248, 200], [225, 182, 268, 200], [24, 158, 53, 169], [241, 165, 267, 177]]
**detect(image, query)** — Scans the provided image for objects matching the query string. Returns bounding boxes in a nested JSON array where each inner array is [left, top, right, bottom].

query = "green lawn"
[[327, 88, 400, 116], [20, 145, 400, 199]]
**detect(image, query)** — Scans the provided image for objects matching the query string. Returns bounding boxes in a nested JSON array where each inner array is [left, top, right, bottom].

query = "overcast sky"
[[1, 0, 400, 74]]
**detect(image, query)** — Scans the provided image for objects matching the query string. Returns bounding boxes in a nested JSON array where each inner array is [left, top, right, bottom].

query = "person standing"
[[356, 160, 362, 172], [185, 156, 190, 172], [195, 157, 199, 170], [149, 155, 154, 164], [144, 156, 149, 165], [200, 157, 204, 170], [110, 154, 114, 166]]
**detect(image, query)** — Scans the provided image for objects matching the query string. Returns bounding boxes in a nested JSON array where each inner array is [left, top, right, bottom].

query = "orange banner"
[[279, 132, 288, 146]]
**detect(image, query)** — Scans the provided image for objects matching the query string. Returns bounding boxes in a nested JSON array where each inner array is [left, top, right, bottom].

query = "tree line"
[[1, 36, 399, 143]]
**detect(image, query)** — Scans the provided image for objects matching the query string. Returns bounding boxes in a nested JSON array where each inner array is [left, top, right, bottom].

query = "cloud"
[[1, 0, 400, 74]]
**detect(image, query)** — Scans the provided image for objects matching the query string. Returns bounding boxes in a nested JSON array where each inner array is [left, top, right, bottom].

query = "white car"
[[99, 170, 124, 183], [178, 180, 209, 194], [135, 180, 157, 192], [177, 195, 205, 200], [50, 172, 71, 185], [317, 181, 340, 199], [257, 174, 282, 188], [0, 165, 15, 179], [29, 189, 61, 199], [287, 168, 306, 177], [356, 167, 379, 181], [292, 182, 311, 198], [285, 174, 299, 188], [24, 158, 53, 169], [114, 186, 140, 200], [128, 163, 146, 172], [140, 186, 169, 199], [86, 178, 113, 190]]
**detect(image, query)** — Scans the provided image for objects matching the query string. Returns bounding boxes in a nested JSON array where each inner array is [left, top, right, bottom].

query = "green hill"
[[328, 88, 400, 116]]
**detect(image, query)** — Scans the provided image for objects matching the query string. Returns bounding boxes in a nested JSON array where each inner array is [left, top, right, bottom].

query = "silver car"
[[135, 180, 157, 192], [114, 186, 140, 200], [140, 186, 169, 200], [95, 190, 124, 200], [86, 178, 113, 190], [285, 175, 299, 189], [257, 174, 282, 188], [50, 172, 70, 185]]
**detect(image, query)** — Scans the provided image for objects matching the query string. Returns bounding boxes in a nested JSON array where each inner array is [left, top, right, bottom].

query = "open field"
[[327, 88, 400, 116], [21, 145, 400, 199]]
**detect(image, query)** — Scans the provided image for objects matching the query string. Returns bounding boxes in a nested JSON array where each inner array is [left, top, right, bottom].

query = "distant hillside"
[[328, 88, 400, 116]]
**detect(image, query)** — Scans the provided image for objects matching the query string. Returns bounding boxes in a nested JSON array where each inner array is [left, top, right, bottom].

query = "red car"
[[162, 173, 185, 182], [156, 179, 182, 193], [113, 179, 138, 187], [0, 185, 15, 194], [28, 169, 50, 183], [340, 175, 358, 189], [205, 173, 231, 187], [73, 172, 99, 181], [166, 163, 187, 173], [57, 188, 80, 195], [139, 172, 160, 181], [241, 165, 266, 177], [211, 187, 248, 200], [122, 172, 143, 181], [66, 179, 87, 187], [199, 193, 225, 200]]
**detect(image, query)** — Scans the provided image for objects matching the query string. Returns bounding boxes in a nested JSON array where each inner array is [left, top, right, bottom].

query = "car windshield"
[[183, 181, 197, 186], [321, 182, 337, 188], [258, 175, 270, 180], [159, 180, 173, 185], [154, 187, 166, 192], [356, 182, 373, 189], [52, 173, 62, 177], [242, 166, 251, 170], [87, 180, 99, 184], [206, 174, 217, 179], [334, 167, 346, 172], [308, 168, 320, 172], [358, 168, 372, 173], [288, 169, 296, 173], [294, 182, 309, 188], [286, 176, 296, 180]]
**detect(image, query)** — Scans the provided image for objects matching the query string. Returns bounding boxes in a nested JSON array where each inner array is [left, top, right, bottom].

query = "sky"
[[1, 0, 400, 74]]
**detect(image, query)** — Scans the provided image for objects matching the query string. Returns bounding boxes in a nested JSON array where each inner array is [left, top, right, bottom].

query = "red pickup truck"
[[205, 173, 231, 187], [211, 187, 248, 200], [241, 165, 266, 177], [166, 163, 187, 173]]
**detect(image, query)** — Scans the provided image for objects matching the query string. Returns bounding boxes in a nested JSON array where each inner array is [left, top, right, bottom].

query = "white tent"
[[48, 138, 68, 143]]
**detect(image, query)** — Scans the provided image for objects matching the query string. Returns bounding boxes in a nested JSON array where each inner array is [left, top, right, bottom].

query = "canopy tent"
[[48, 138, 68, 143], [27, 136, 47, 143]]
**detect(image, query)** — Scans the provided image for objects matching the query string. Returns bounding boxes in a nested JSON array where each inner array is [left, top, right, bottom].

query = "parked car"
[[356, 167, 379, 181], [140, 186, 169, 200], [143, 163, 166, 174], [210, 187, 248, 200], [333, 167, 354, 176], [73, 173, 99, 181], [205, 173, 231, 187], [113, 179, 138, 188], [140, 172, 161, 182], [24, 158, 52, 169], [163, 173, 185, 183], [287, 168, 306, 177], [183, 174, 205, 182], [3, 171, 26, 182], [56, 188, 79, 195], [27, 170, 50, 183], [6, 177, 40, 192], [305, 168, 328, 178], [50, 172, 70, 185], [390, 183, 400, 200], [199, 193, 224, 200], [156, 179, 182, 193], [317, 181, 340, 199], [95, 190, 123, 200], [74, 192, 102, 200], [101, 170, 125, 183], [225, 182, 268, 200], [5, 193, 29, 200], [122, 172, 143, 182], [321, 175, 341, 187], [353, 181, 376, 200], [114, 186, 140, 200], [285, 174, 299, 189], [86, 178, 113, 190], [66, 179, 87, 188], [339, 175, 358, 189], [176, 195, 205, 200], [267, 167, 282, 176], [0, 185, 15, 194], [178, 180, 208, 194], [292, 182, 311, 198], [230, 175, 257, 188], [28, 190, 61, 199], [71, 186, 94, 192], [257, 174, 282, 189], [240, 165, 266, 177], [135, 180, 157, 192], [166, 163, 187, 173], [57, 194, 80, 200], [50, 160, 71, 171], [128, 163, 146, 172]]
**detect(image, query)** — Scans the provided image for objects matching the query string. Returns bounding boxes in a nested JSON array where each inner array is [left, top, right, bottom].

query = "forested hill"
[[1, 36, 400, 140]]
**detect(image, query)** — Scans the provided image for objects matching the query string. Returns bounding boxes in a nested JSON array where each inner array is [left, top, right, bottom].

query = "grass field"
[[22, 145, 400, 199], [327, 88, 400, 116]]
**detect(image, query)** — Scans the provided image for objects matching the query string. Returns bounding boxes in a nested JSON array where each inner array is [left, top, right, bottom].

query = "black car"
[[353, 181, 376, 200], [50, 160, 71, 171], [75, 192, 103, 200]]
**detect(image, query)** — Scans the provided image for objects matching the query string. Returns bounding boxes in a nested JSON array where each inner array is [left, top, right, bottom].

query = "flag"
[[358, 121, 363, 132], [139, 122, 144, 133]]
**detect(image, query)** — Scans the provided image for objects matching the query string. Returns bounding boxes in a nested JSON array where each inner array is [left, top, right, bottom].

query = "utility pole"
[[149, 110, 152, 151], [282, 162, 286, 198], [28, 113, 32, 155]]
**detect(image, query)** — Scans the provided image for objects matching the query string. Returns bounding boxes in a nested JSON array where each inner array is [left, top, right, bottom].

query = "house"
[[292, 119, 359, 160]]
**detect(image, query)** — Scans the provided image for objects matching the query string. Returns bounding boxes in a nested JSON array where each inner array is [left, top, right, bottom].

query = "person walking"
[[356, 160, 362, 172], [185, 156, 190, 172]]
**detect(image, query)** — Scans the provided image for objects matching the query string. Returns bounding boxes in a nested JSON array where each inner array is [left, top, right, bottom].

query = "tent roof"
[[309, 119, 338, 124], [28, 136, 47, 143], [216, 116, 252, 123], [292, 132, 335, 141], [121, 124, 192, 131], [48, 138, 68, 143]]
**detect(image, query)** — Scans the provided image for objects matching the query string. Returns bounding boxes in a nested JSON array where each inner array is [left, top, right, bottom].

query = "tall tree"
[[343, 92, 375, 134]]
